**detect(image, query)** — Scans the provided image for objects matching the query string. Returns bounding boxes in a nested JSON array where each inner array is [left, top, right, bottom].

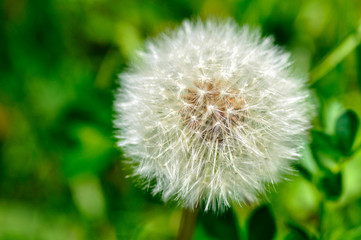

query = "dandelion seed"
[[114, 19, 312, 212]]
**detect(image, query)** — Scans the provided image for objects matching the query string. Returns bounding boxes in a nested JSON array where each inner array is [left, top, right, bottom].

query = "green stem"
[[309, 19, 361, 86], [177, 207, 199, 240], [319, 199, 326, 240]]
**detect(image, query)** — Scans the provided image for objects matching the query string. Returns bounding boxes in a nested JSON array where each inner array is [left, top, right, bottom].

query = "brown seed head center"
[[181, 80, 244, 141]]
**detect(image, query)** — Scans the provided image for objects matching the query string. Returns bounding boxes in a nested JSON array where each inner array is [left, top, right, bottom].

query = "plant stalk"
[[177, 207, 199, 240], [309, 19, 361, 86], [319, 199, 326, 240]]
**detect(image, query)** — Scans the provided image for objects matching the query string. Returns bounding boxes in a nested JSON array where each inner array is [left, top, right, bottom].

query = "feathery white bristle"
[[114, 19, 312, 212]]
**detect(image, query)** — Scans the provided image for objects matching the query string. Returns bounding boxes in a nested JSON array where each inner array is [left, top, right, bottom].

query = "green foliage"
[[196, 210, 240, 240], [1, 0, 361, 239], [248, 206, 276, 240], [335, 110, 359, 156], [284, 223, 311, 240], [311, 130, 341, 159], [294, 164, 312, 182], [319, 170, 343, 201]]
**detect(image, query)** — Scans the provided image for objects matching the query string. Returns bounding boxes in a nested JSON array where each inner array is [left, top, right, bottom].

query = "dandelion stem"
[[319, 199, 326, 239], [177, 207, 199, 240], [309, 19, 361, 86]]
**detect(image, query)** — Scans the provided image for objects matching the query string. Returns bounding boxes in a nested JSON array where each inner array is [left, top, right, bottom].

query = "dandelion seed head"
[[114, 19, 312, 212]]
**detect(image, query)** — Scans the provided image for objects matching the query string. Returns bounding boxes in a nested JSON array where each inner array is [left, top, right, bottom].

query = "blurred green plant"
[[1, 0, 361, 239]]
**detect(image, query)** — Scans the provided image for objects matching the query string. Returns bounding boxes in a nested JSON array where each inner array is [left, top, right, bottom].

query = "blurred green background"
[[1, 0, 361, 239]]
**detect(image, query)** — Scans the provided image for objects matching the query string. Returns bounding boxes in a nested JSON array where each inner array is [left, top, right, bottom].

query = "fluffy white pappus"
[[114, 19, 312, 212]]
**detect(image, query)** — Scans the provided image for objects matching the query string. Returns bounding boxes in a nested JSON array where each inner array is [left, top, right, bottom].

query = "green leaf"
[[197, 209, 240, 240], [335, 110, 359, 156], [285, 223, 310, 240], [284, 233, 308, 240], [341, 226, 361, 240], [294, 164, 312, 182], [311, 130, 341, 158], [62, 123, 115, 178], [319, 171, 343, 201], [248, 205, 276, 240], [69, 174, 106, 220], [310, 130, 341, 170]]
